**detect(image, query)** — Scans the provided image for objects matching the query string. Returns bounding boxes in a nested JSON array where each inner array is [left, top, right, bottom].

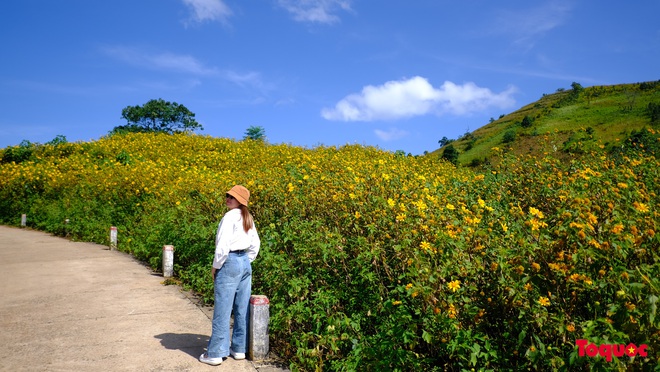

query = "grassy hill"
[[432, 80, 660, 166]]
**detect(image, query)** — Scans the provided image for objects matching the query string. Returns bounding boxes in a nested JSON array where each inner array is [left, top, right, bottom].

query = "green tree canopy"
[[521, 115, 533, 128], [438, 136, 454, 147], [113, 99, 203, 134], [440, 144, 459, 165], [244, 126, 266, 141]]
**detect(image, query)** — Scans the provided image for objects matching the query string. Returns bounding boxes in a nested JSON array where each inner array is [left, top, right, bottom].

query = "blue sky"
[[1, 1, 658, 155]]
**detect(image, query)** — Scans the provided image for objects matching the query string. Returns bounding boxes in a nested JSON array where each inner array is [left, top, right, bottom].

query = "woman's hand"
[[211, 268, 216, 279]]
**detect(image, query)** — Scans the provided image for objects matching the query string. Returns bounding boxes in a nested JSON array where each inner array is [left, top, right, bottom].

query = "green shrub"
[[502, 130, 516, 143]]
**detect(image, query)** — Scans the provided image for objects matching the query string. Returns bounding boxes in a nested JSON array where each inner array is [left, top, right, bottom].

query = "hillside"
[[432, 80, 660, 166], [1, 129, 659, 370]]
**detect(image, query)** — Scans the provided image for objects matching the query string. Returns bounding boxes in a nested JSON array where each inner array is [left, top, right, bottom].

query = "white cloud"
[[101, 46, 270, 93], [321, 76, 516, 122], [102, 46, 219, 75], [182, 0, 232, 24], [223, 70, 274, 94], [494, 1, 572, 49], [151, 53, 220, 75], [374, 128, 409, 142], [437, 81, 517, 115], [277, 0, 352, 24]]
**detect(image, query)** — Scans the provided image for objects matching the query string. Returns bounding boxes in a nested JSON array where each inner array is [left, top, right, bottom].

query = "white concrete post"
[[109, 226, 118, 250], [162, 245, 174, 278], [248, 295, 270, 360], [21, 214, 26, 227]]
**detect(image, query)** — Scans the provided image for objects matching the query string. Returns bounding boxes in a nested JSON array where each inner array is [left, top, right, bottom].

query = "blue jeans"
[[206, 251, 252, 358]]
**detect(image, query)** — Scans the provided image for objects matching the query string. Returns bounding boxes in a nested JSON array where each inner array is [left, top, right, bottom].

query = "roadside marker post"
[[248, 295, 270, 360], [162, 245, 174, 278], [110, 226, 118, 250]]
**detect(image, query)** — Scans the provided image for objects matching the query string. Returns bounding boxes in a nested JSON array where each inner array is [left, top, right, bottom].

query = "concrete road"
[[0, 226, 287, 372]]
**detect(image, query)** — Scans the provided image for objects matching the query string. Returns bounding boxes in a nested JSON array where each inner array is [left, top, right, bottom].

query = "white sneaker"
[[199, 353, 223, 365], [230, 350, 246, 360]]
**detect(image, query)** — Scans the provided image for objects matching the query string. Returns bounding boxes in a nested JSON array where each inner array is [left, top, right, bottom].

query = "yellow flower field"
[[1, 131, 658, 370]]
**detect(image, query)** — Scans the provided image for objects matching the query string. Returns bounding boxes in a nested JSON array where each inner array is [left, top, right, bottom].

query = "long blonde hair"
[[239, 204, 254, 233]]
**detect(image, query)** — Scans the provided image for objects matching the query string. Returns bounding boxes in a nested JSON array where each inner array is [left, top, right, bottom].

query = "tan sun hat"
[[227, 185, 250, 206]]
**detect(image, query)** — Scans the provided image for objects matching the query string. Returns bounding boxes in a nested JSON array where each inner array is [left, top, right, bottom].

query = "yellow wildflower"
[[538, 297, 551, 307], [633, 202, 649, 213], [447, 280, 461, 292], [529, 207, 545, 219], [590, 239, 603, 249], [569, 222, 584, 229], [447, 304, 457, 318], [587, 213, 598, 225], [529, 218, 548, 231]]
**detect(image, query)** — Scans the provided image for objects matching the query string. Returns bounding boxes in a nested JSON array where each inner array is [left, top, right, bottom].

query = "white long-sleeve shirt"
[[213, 208, 260, 269]]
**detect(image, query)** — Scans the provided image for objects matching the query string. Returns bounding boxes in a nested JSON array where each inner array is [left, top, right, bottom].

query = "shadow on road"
[[155, 333, 210, 358]]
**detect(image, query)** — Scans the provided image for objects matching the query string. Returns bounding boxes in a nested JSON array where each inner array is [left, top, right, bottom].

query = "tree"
[[569, 82, 584, 101], [570, 81, 584, 93], [438, 136, 454, 147], [441, 144, 459, 165], [113, 98, 203, 134], [503, 130, 516, 143], [244, 126, 266, 142], [1, 140, 35, 164], [521, 115, 533, 128]]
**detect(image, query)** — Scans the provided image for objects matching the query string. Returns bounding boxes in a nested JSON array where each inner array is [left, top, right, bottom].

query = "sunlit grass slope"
[[433, 80, 660, 167]]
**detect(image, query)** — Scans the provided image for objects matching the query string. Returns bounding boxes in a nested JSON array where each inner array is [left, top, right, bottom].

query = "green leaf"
[[517, 329, 527, 347], [649, 295, 658, 324], [628, 282, 645, 294], [422, 330, 433, 344]]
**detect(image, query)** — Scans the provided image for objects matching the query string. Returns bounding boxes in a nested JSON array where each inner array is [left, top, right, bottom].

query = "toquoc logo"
[[576, 339, 649, 362]]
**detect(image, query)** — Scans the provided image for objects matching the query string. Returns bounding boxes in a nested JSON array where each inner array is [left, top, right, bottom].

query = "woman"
[[200, 185, 260, 366]]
